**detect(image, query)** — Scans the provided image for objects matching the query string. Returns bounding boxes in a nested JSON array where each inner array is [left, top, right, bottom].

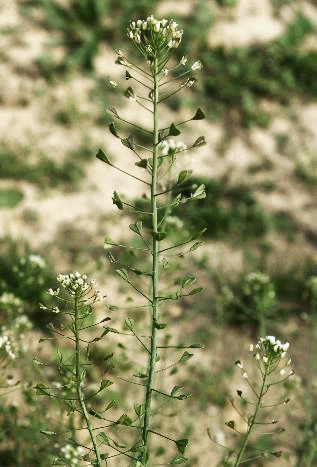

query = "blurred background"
[[1, 0, 317, 465]]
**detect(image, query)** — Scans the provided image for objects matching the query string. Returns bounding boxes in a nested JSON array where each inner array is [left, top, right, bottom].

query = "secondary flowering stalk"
[[233, 336, 292, 466], [39, 273, 103, 466]]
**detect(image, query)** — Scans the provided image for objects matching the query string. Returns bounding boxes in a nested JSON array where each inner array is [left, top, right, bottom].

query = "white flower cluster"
[[160, 139, 187, 156], [49, 272, 102, 302], [29, 254, 46, 269], [0, 329, 18, 360], [249, 335, 291, 370], [0, 292, 23, 311], [60, 444, 84, 466], [127, 16, 183, 53]]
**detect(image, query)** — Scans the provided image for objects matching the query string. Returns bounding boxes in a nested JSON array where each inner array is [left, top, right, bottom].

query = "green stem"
[[74, 295, 102, 467], [142, 57, 160, 465], [233, 366, 268, 466]]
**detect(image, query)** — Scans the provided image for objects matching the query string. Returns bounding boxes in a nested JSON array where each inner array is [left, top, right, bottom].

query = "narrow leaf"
[[179, 351, 194, 364], [181, 275, 196, 288], [192, 108, 205, 120], [116, 414, 132, 426], [188, 287, 203, 296], [154, 321, 167, 329], [115, 269, 128, 281], [129, 221, 143, 236], [89, 409, 104, 419], [108, 106, 119, 118], [177, 170, 192, 185], [112, 191, 123, 210], [125, 317, 135, 331], [189, 241, 203, 252], [97, 432, 110, 446], [40, 430, 56, 436], [171, 385, 183, 397], [225, 420, 235, 430], [134, 403, 145, 418], [175, 439, 189, 454], [169, 123, 181, 136], [105, 399, 117, 411], [135, 159, 148, 168], [99, 379, 113, 391], [151, 230, 167, 241], [124, 86, 135, 99], [171, 454, 188, 464], [193, 136, 206, 147], [121, 135, 134, 150], [96, 149, 111, 165], [109, 122, 119, 138], [191, 184, 206, 200]]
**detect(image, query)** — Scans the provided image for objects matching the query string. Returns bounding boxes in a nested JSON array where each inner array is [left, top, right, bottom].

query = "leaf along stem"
[[74, 295, 102, 467], [142, 56, 160, 465]]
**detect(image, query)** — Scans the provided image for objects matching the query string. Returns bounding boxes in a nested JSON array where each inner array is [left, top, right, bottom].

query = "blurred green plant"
[[0, 145, 86, 191], [0, 188, 24, 208], [0, 238, 55, 325]]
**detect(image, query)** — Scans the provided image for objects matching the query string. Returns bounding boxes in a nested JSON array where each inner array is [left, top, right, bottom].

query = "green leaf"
[[112, 191, 123, 210], [129, 221, 143, 236], [109, 122, 119, 138], [188, 287, 203, 296], [191, 184, 206, 200], [131, 439, 145, 452], [177, 170, 192, 185], [105, 399, 117, 411], [189, 343, 204, 348], [191, 228, 207, 240], [97, 432, 110, 446], [171, 454, 188, 464], [121, 135, 134, 150], [151, 230, 167, 241], [96, 148, 111, 165], [189, 241, 203, 252], [134, 403, 145, 418], [124, 86, 135, 99], [171, 385, 184, 397], [33, 357, 45, 366], [104, 236, 115, 249], [125, 317, 136, 331], [193, 136, 206, 147], [225, 420, 235, 430], [192, 108, 205, 120], [88, 409, 104, 419], [181, 275, 196, 288], [169, 123, 181, 136], [108, 106, 119, 118], [135, 159, 148, 168], [179, 351, 194, 364], [115, 269, 128, 281], [154, 321, 167, 329], [116, 414, 132, 426], [99, 379, 113, 391], [35, 383, 50, 396], [40, 430, 56, 436], [175, 439, 188, 454]]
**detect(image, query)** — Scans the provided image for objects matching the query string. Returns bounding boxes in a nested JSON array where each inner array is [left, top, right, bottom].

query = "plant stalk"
[[74, 295, 102, 467], [233, 366, 268, 466], [142, 57, 160, 465]]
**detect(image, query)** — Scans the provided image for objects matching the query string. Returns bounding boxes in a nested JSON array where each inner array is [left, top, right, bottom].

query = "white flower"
[[163, 68, 169, 76], [52, 306, 60, 314], [191, 60, 202, 71], [235, 361, 244, 369], [242, 372, 248, 379], [48, 288, 59, 296], [249, 344, 254, 352], [29, 254, 46, 268], [109, 80, 117, 88], [180, 56, 187, 65], [280, 369, 285, 376]]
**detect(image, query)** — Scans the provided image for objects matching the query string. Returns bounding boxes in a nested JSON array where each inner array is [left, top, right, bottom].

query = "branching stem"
[[74, 296, 102, 467], [142, 56, 160, 465]]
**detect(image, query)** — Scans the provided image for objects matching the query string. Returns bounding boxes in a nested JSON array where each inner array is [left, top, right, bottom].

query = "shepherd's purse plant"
[[37, 15, 206, 466]]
